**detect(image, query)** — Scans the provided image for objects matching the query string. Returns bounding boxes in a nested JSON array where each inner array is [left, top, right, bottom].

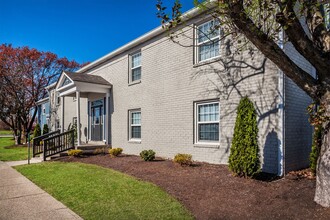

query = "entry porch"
[[55, 71, 112, 147]]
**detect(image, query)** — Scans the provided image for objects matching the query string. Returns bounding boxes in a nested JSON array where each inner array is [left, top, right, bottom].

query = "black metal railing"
[[43, 129, 75, 160], [33, 130, 60, 157]]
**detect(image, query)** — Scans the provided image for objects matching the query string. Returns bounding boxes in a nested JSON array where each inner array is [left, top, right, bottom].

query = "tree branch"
[[277, 1, 330, 83], [226, 0, 320, 100]]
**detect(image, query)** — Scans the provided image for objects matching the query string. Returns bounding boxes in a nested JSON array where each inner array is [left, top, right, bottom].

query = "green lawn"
[[0, 130, 13, 135], [15, 162, 193, 220], [0, 137, 28, 161]]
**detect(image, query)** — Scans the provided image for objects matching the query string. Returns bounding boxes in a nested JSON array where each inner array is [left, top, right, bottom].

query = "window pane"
[[198, 20, 220, 43], [198, 41, 219, 61], [198, 103, 219, 122], [199, 123, 219, 141], [132, 52, 141, 68], [131, 126, 141, 139], [132, 112, 141, 125], [132, 67, 141, 81]]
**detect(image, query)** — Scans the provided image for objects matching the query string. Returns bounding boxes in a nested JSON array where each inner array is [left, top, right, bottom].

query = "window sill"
[[194, 143, 220, 149], [128, 80, 141, 86], [128, 140, 141, 144], [193, 56, 221, 68]]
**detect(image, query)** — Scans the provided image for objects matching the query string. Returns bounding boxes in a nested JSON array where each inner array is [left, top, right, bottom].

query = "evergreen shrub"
[[228, 97, 260, 178]]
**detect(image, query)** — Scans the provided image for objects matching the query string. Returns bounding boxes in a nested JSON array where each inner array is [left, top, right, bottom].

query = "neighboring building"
[[36, 97, 50, 131], [41, 5, 314, 175]]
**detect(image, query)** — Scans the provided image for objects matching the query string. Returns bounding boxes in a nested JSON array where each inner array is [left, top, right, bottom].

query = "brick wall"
[[83, 16, 282, 173]]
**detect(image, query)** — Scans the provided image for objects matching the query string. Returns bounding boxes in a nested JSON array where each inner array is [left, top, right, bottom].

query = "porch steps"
[[77, 145, 109, 151], [49, 145, 110, 160]]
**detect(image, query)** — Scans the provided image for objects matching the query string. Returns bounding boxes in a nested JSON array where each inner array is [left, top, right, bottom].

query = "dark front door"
[[91, 104, 103, 141]]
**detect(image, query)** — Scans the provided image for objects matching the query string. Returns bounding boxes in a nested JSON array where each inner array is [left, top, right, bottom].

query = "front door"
[[91, 100, 103, 141]]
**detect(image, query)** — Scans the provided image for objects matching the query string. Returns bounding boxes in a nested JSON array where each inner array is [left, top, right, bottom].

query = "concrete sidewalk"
[[0, 161, 82, 220], [5, 157, 43, 167]]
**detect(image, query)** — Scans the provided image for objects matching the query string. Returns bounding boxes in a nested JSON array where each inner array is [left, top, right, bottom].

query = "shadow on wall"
[[263, 129, 279, 174]]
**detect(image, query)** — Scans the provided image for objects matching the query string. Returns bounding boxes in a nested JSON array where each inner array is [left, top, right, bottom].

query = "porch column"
[[60, 96, 64, 133], [105, 92, 110, 145], [76, 91, 81, 147]]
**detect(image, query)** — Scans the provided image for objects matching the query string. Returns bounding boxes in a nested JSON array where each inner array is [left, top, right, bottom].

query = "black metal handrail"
[[43, 129, 75, 160], [32, 130, 60, 157]]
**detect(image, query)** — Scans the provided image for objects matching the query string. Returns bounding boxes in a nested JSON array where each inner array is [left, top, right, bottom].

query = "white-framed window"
[[42, 106, 46, 115], [130, 51, 142, 83], [129, 109, 141, 140], [195, 101, 220, 143], [196, 19, 220, 63]]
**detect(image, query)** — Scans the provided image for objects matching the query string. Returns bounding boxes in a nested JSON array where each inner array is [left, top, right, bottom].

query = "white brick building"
[[44, 6, 313, 175]]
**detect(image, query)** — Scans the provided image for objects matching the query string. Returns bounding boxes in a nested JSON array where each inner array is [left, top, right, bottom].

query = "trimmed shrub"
[[68, 149, 83, 157], [109, 148, 123, 157], [228, 97, 260, 178], [42, 124, 49, 135], [310, 125, 323, 175], [140, 150, 156, 161], [174, 153, 192, 166]]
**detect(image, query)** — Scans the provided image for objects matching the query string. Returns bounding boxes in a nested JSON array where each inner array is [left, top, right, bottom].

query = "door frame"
[[89, 98, 105, 142]]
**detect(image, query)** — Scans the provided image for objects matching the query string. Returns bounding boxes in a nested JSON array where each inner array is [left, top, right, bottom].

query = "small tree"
[[33, 124, 41, 146], [310, 125, 323, 176], [33, 124, 41, 138], [228, 97, 260, 178], [42, 124, 49, 135]]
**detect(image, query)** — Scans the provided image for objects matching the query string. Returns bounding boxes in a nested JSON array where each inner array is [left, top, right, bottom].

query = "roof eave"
[[77, 1, 216, 74]]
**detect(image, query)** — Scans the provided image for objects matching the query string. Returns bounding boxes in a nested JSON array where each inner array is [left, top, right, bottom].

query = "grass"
[[0, 130, 12, 135], [0, 137, 28, 161], [15, 162, 193, 220]]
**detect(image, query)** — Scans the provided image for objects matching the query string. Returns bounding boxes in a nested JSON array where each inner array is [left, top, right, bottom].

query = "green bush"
[[310, 125, 323, 175], [68, 149, 83, 157], [140, 150, 156, 161], [33, 124, 41, 145], [228, 97, 260, 178], [109, 148, 123, 157], [173, 153, 192, 166], [42, 124, 49, 135], [33, 124, 41, 138]]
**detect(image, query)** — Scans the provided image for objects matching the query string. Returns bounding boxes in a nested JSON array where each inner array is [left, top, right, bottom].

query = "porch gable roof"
[[55, 71, 112, 96]]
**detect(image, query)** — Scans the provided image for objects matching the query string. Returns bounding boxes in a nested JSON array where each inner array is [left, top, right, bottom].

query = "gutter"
[[45, 82, 56, 90], [77, 0, 217, 74], [36, 97, 49, 105]]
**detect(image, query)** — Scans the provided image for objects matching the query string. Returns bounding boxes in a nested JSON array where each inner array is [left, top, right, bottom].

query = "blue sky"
[[0, 0, 194, 64]]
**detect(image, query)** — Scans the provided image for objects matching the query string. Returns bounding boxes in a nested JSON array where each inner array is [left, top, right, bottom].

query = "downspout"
[[277, 30, 285, 177]]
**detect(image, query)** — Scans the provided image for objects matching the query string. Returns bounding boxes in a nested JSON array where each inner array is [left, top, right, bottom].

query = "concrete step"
[[77, 145, 110, 151]]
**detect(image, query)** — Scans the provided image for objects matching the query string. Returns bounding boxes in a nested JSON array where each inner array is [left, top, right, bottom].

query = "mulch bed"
[[55, 154, 330, 220]]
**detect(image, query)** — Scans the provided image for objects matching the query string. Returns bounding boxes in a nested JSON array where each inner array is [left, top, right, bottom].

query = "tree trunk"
[[315, 93, 330, 207], [315, 131, 330, 207], [13, 129, 21, 145]]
